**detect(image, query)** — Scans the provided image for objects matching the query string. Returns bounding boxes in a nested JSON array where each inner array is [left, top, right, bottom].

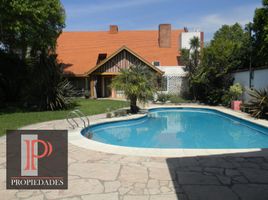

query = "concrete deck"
[[1, 104, 268, 200]]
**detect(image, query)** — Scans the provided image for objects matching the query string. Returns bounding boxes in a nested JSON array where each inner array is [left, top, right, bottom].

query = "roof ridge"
[[62, 29, 184, 33]]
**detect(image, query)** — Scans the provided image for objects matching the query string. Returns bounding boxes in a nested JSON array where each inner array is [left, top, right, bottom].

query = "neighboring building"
[[57, 24, 204, 98], [180, 31, 203, 49]]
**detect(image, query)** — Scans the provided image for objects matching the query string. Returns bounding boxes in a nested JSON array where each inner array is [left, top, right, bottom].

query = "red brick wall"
[[109, 25, 118, 34], [158, 24, 171, 48]]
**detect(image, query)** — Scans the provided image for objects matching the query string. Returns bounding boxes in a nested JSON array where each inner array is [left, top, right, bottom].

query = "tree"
[[112, 65, 158, 113], [252, 0, 268, 66], [0, 0, 70, 110], [192, 23, 250, 104], [26, 53, 77, 110], [0, 50, 27, 104], [0, 0, 65, 57], [180, 36, 201, 100]]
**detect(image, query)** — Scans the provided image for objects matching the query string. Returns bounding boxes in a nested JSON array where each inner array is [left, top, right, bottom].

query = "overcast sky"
[[61, 0, 262, 41]]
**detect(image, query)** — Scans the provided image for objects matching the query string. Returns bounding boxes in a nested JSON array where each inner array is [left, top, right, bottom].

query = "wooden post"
[[84, 77, 90, 98], [85, 77, 88, 91], [90, 76, 94, 98], [101, 76, 105, 97], [111, 88, 116, 98], [111, 76, 116, 98]]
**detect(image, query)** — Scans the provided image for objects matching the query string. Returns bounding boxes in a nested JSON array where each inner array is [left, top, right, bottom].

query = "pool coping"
[[69, 104, 268, 157]]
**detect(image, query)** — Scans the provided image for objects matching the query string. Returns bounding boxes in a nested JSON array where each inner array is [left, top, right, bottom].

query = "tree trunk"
[[192, 86, 197, 101], [130, 96, 139, 114]]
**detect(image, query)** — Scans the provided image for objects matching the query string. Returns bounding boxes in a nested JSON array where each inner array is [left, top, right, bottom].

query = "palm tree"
[[190, 36, 201, 70], [112, 65, 158, 113], [181, 36, 201, 100]]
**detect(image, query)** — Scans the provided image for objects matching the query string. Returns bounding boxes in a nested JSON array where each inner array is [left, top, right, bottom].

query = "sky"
[[61, 0, 262, 41]]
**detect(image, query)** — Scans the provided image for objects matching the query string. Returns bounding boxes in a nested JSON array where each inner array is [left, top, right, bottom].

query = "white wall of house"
[[233, 68, 268, 101], [180, 32, 202, 49], [157, 66, 188, 95], [166, 76, 188, 95]]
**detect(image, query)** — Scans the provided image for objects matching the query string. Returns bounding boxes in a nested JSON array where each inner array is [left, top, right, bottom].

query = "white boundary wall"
[[233, 68, 268, 101]]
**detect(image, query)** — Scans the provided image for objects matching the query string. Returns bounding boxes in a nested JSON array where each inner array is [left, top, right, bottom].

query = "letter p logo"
[[21, 134, 53, 176]]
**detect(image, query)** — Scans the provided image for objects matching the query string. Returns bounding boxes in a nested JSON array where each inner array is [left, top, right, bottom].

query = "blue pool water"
[[81, 108, 268, 149]]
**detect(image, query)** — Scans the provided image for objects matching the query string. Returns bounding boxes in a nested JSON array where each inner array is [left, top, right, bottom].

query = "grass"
[[169, 95, 190, 104], [0, 98, 129, 136], [156, 93, 190, 104]]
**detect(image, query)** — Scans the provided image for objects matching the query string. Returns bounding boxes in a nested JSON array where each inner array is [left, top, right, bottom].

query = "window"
[[158, 76, 167, 91], [152, 61, 160, 66], [97, 53, 107, 64]]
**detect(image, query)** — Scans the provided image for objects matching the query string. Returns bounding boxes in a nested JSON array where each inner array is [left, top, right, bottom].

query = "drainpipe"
[[249, 23, 253, 89]]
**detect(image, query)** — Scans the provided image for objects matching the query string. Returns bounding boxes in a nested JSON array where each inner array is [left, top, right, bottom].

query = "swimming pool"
[[81, 108, 268, 149]]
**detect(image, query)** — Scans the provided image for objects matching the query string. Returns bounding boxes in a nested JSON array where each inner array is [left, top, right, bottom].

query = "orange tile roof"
[[57, 29, 184, 76]]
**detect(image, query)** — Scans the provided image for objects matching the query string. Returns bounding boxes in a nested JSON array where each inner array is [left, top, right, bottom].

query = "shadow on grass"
[[166, 149, 268, 200]]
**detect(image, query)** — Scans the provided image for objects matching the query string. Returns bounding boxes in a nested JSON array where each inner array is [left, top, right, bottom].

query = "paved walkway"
[[1, 106, 268, 200], [1, 137, 268, 200]]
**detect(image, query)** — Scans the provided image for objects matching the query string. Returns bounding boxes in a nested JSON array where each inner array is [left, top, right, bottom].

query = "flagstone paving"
[[1, 135, 268, 200], [1, 106, 268, 200]]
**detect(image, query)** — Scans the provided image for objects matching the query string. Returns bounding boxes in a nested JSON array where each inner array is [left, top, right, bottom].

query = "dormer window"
[[97, 53, 107, 64], [153, 61, 160, 66]]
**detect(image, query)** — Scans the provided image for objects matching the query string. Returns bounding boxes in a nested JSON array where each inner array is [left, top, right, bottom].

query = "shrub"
[[157, 93, 170, 103], [0, 51, 28, 105], [191, 23, 249, 105], [207, 88, 227, 105], [114, 109, 128, 117], [106, 112, 113, 118], [27, 53, 77, 110], [169, 95, 188, 104], [243, 88, 268, 118], [47, 79, 77, 110]]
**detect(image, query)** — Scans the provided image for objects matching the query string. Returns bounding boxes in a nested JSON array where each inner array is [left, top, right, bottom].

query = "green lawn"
[[0, 98, 129, 136]]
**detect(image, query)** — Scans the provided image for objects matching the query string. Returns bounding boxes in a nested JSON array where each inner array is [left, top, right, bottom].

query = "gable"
[[88, 46, 164, 75]]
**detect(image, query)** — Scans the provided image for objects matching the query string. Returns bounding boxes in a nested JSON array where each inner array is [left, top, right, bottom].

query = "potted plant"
[[106, 107, 113, 118], [229, 83, 243, 111]]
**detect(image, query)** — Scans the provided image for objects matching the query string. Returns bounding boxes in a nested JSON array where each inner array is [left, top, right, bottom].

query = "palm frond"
[[243, 88, 268, 118]]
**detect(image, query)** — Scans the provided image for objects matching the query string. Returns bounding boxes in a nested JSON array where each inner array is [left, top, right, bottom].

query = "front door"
[[103, 76, 112, 97]]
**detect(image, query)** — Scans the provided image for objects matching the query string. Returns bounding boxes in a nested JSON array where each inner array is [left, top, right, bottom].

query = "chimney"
[[109, 25, 118, 34], [158, 24, 171, 48]]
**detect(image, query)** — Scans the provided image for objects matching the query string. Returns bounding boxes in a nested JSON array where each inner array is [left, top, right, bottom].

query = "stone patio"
[[1, 106, 268, 200], [1, 137, 268, 200]]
